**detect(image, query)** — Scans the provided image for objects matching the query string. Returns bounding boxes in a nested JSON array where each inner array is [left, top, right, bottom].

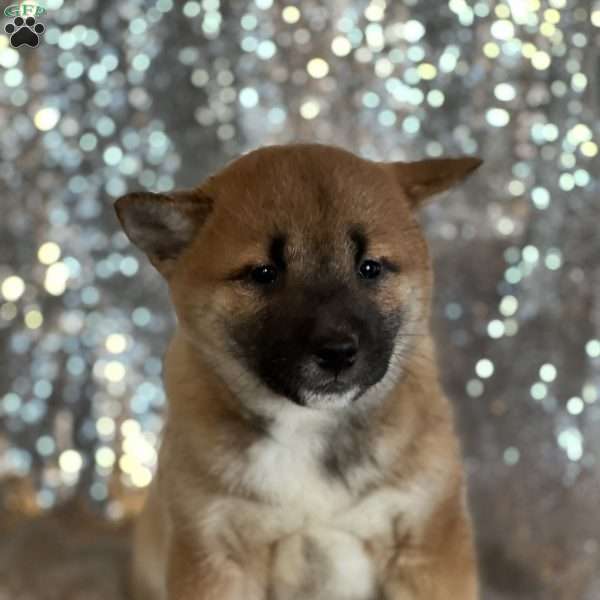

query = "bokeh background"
[[1, 0, 599, 598]]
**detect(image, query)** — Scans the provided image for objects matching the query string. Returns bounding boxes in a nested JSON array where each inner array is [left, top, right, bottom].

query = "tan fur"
[[117, 144, 482, 600]]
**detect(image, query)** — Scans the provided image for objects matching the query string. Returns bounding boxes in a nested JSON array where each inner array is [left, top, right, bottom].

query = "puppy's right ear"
[[114, 189, 212, 278]]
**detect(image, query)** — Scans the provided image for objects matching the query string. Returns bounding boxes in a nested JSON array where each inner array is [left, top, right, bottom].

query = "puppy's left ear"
[[385, 156, 483, 209], [114, 188, 212, 278]]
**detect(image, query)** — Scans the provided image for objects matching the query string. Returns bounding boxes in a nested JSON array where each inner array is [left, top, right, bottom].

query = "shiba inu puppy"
[[115, 143, 482, 600]]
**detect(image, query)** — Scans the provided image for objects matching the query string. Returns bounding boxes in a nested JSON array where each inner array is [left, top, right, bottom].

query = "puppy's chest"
[[243, 430, 347, 513], [199, 423, 439, 599], [206, 435, 428, 600], [213, 423, 430, 546]]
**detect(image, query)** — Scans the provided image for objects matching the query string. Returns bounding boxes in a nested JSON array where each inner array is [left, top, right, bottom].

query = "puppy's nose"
[[313, 335, 358, 373]]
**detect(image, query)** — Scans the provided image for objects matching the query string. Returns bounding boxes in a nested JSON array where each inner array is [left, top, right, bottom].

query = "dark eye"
[[358, 259, 382, 280], [250, 265, 278, 285]]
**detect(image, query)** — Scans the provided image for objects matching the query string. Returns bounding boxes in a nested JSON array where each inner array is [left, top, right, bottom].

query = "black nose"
[[313, 335, 358, 373]]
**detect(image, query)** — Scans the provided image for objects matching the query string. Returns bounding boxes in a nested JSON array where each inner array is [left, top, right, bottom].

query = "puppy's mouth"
[[310, 379, 354, 394], [297, 383, 362, 409]]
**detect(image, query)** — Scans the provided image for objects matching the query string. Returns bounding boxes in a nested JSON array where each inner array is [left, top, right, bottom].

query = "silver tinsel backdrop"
[[0, 0, 599, 598]]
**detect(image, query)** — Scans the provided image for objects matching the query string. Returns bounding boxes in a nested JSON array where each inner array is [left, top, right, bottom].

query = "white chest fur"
[[244, 416, 350, 514], [217, 405, 353, 515], [199, 407, 443, 600]]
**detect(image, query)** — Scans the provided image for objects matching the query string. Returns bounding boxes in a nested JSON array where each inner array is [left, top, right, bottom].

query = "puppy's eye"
[[358, 259, 382, 280], [250, 265, 278, 285]]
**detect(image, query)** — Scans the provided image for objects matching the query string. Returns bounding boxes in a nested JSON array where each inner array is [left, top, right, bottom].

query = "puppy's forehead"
[[205, 145, 401, 231]]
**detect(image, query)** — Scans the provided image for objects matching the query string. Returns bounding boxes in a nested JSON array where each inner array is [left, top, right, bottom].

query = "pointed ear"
[[385, 156, 482, 209], [114, 188, 212, 277]]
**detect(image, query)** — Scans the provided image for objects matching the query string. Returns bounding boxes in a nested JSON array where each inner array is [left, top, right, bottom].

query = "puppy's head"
[[116, 144, 480, 410]]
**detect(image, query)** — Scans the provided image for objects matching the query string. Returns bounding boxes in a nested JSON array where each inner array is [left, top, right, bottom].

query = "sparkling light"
[[131, 466, 153, 487], [486, 108, 510, 127], [483, 42, 500, 58], [558, 428, 583, 461], [417, 63, 437, 80], [239, 87, 259, 108], [104, 360, 126, 382], [95, 447, 116, 468], [44, 262, 70, 296], [1, 275, 25, 301], [306, 58, 329, 79], [331, 36, 352, 57], [59, 450, 83, 474], [494, 83, 516, 101], [586, 340, 600, 358], [580, 141, 598, 157], [499, 295, 518, 316], [300, 99, 320, 119], [490, 19, 515, 40], [539, 364, 557, 382], [466, 379, 484, 397], [503, 447, 520, 465], [487, 320, 505, 339], [532, 51, 551, 70], [37, 242, 61, 265], [282, 6, 300, 24], [403, 20, 425, 43], [34, 107, 61, 131], [24, 309, 43, 329], [97, 417, 116, 437], [566, 397, 584, 416], [106, 333, 128, 354], [475, 358, 495, 379]]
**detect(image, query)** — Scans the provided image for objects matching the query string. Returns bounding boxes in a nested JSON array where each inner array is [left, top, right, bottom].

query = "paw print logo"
[[5, 16, 45, 48]]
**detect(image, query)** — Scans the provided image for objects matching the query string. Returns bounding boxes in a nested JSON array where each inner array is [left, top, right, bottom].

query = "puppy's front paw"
[[270, 529, 376, 600]]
